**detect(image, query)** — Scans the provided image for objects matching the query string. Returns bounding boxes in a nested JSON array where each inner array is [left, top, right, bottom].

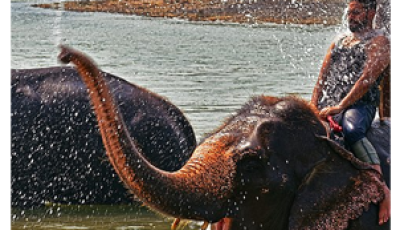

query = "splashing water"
[[53, 0, 65, 46], [339, 6, 349, 33], [338, 2, 391, 36]]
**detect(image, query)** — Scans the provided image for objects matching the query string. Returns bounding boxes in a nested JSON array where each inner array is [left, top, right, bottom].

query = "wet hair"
[[351, 0, 376, 10]]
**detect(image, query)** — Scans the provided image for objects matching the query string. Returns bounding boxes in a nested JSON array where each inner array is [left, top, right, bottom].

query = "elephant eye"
[[241, 159, 264, 174]]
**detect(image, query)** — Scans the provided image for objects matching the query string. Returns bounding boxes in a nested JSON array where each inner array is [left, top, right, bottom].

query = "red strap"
[[327, 115, 343, 133]]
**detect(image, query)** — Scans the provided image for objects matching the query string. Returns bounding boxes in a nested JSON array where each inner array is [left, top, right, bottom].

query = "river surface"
[[12, 0, 342, 229]]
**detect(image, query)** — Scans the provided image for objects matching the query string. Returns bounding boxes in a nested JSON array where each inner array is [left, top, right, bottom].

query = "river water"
[[12, 0, 341, 229]]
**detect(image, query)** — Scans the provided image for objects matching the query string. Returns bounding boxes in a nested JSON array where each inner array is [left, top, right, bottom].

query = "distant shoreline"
[[32, 0, 346, 25]]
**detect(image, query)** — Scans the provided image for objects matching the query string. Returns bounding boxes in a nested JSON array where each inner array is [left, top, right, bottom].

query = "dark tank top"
[[317, 30, 385, 110]]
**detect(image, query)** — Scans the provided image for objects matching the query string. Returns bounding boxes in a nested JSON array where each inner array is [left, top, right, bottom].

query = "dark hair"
[[351, 0, 376, 10]]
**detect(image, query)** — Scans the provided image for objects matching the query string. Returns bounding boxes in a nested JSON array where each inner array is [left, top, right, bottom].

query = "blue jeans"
[[337, 103, 376, 146]]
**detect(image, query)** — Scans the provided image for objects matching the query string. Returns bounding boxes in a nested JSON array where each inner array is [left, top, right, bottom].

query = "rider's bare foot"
[[370, 164, 391, 225], [379, 186, 391, 225]]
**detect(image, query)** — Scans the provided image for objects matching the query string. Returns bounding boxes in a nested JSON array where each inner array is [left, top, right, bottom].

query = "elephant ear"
[[97, 72, 198, 171], [289, 135, 385, 230]]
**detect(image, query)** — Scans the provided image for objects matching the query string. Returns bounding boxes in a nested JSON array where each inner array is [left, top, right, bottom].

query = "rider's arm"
[[337, 35, 390, 109], [310, 42, 335, 108]]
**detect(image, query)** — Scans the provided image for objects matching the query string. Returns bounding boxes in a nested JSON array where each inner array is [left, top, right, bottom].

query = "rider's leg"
[[342, 104, 390, 225], [341, 104, 376, 146], [352, 137, 380, 164], [341, 104, 379, 163]]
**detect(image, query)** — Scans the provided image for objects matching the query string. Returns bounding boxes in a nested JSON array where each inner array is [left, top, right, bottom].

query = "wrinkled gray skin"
[[11, 67, 196, 207], [58, 46, 390, 230], [367, 119, 390, 185]]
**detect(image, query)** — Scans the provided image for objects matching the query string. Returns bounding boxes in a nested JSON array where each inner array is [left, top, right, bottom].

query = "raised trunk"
[[58, 45, 234, 221]]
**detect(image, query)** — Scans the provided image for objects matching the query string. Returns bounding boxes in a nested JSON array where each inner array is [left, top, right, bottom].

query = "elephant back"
[[11, 66, 196, 207], [367, 117, 390, 187]]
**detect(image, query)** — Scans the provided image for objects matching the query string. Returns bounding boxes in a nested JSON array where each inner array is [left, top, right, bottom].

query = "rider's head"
[[347, 0, 376, 32]]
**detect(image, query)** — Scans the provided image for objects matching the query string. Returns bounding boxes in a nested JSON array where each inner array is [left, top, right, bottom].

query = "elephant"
[[58, 45, 390, 230], [11, 66, 197, 207]]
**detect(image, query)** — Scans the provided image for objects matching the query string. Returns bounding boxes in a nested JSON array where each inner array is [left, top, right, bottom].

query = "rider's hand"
[[319, 105, 344, 119]]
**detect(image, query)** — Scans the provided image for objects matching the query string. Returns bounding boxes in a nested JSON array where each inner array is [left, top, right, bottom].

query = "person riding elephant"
[[310, 0, 390, 224]]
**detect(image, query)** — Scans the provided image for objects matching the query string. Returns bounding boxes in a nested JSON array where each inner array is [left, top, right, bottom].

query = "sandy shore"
[[32, 0, 346, 25]]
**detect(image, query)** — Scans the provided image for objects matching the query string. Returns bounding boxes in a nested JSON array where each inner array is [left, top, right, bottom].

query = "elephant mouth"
[[212, 218, 233, 230]]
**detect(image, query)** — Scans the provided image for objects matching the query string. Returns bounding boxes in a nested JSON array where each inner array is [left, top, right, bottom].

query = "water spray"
[[53, 0, 66, 48]]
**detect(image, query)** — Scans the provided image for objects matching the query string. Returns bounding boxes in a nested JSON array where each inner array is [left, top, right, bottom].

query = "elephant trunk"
[[58, 45, 234, 222]]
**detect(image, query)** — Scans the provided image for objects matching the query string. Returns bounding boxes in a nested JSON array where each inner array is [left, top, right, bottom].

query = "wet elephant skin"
[[11, 67, 196, 207], [58, 45, 390, 230]]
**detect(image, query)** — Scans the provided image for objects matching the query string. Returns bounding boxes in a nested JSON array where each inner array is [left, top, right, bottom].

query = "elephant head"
[[58, 45, 387, 230]]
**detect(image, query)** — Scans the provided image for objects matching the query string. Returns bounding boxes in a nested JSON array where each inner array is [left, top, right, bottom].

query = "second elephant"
[[11, 67, 197, 207]]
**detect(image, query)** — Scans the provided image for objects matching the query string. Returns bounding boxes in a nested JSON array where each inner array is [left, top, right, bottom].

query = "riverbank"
[[32, 0, 346, 25]]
